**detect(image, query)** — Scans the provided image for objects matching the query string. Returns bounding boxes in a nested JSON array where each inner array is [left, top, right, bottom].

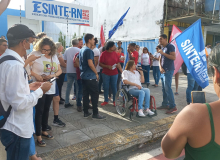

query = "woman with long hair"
[[122, 60, 155, 117], [30, 37, 62, 147], [162, 46, 220, 159], [141, 47, 152, 86], [99, 41, 122, 107]]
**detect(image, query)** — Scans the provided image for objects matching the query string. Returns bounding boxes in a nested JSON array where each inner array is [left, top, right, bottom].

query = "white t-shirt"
[[122, 70, 142, 90], [63, 47, 80, 73], [152, 52, 161, 66], [141, 53, 150, 66], [93, 47, 100, 72], [30, 51, 60, 94], [205, 47, 211, 55]]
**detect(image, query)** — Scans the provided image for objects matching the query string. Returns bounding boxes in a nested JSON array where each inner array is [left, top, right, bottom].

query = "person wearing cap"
[[0, 24, 52, 160], [162, 45, 220, 160]]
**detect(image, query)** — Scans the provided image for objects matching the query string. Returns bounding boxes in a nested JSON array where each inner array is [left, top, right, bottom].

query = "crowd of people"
[[0, 23, 217, 160]]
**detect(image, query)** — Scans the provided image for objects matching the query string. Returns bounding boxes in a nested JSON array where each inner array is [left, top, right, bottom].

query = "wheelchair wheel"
[[115, 89, 129, 117]]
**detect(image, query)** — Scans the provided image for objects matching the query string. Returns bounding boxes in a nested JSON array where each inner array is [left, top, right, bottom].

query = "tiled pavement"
[[35, 72, 218, 155]]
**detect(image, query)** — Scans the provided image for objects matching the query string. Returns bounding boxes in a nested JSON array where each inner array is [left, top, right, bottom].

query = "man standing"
[[205, 44, 212, 56], [128, 43, 139, 65], [63, 39, 80, 108], [158, 34, 177, 114], [186, 69, 199, 105], [0, 38, 8, 56], [78, 38, 84, 49], [0, 24, 51, 160], [79, 33, 106, 119], [117, 41, 124, 53]]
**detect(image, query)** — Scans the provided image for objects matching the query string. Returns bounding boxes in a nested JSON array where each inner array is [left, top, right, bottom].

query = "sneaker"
[[113, 102, 116, 107], [59, 101, 64, 104], [92, 114, 106, 120], [77, 106, 82, 112], [101, 102, 108, 106], [166, 107, 177, 114], [72, 96, 76, 100], [60, 98, 65, 102], [84, 112, 92, 118], [138, 109, 145, 117], [65, 103, 73, 108], [157, 105, 169, 110], [53, 118, 66, 127], [37, 139, 46, 147], [45, 125, 51, 131], [144, 109, 155, 116]]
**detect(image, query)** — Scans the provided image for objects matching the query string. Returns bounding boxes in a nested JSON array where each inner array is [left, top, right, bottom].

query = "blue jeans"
[[102, 74, 118, 102], [153, 66, 160, 85], [142, 65, 150, 83], [65, 73, 78, 104], [29, 106, 35, 157], [77, 79, 83, 107], [1, 129, 31, 160], [161, 70, 176, 108], [129, 88, 150, 110], [186, 73, 199, 103]]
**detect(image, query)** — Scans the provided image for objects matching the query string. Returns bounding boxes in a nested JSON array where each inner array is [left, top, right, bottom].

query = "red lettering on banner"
[[82, 10, 89, 20]]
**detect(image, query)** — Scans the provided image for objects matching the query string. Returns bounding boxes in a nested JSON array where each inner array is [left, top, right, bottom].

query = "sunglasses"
[[156, 48, 159, 49]]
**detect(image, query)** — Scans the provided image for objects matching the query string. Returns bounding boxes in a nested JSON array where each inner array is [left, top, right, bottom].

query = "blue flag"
[[175, 19, 209, 88], [108, 7, 130, 39]]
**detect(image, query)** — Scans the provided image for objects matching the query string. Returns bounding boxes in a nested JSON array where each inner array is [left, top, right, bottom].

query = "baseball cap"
[[7, 24, 37, 40]]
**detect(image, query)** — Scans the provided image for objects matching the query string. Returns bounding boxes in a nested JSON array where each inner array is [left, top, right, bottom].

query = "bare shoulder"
[[173, 104, 208, 130]]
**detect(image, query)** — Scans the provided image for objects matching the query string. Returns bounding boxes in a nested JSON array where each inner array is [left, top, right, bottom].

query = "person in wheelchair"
[[122, 60, 155, 117]]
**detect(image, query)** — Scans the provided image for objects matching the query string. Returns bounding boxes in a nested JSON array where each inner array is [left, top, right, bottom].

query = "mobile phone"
[[191, 91, 206, 103], [49, 77, 56, 83], [41, 54, 45, 57]]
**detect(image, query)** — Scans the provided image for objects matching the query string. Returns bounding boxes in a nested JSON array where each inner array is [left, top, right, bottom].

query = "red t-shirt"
[[131, 51, 139, 64], [73, 52, 81, 80], [100, 51, 120, 76], [117, 52, 125, 63]]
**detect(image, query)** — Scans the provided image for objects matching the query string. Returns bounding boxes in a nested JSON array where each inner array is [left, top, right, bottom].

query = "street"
[[100, 138, 185, 160]]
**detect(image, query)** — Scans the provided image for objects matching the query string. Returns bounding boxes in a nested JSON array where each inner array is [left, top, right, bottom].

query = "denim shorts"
[[54, 83, 59, 97]]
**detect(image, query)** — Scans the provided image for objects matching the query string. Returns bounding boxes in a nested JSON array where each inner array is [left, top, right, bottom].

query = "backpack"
[[0, 55, 26, 128], [181, 62, 187, 76]]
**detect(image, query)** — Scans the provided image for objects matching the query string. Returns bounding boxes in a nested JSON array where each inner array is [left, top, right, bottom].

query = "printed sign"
[[25, 0, 93, 26]]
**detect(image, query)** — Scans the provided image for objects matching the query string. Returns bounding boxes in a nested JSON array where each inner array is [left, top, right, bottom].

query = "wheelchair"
[[115, 84, 157, 120]]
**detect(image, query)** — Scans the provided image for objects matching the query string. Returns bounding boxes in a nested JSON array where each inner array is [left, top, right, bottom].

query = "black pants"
[[99, 69, 103, 92], [56, 73, 66, 99], [35, 94, 53, 136], [82, 79, 99, 115]]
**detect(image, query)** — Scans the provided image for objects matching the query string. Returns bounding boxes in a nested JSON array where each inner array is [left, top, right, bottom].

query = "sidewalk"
[[35, 72, 218, 159]]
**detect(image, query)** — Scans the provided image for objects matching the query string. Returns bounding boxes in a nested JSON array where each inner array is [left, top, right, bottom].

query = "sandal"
[[42, 133, 54, 140], [37, 139, 46, 147], [175, 92, 179, 95]]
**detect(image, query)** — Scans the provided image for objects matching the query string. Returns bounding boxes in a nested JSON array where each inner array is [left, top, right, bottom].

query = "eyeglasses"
[[42, 49, 51, 52]]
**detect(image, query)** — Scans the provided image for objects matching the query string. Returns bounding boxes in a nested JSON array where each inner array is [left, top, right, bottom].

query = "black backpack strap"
[[0, 55, 18, 64], [0, 55, 27, 79]]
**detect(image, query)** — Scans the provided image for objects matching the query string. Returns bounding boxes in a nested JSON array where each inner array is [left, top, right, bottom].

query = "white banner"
[[25, 0, 93, 27]]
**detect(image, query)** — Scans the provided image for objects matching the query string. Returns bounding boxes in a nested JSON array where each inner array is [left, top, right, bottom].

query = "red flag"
[[169, 25, 183, 75], [100, 25, 105, 47]]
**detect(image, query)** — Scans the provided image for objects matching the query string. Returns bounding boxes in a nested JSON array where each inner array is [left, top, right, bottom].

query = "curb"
[[39, 115, 176, 160]]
